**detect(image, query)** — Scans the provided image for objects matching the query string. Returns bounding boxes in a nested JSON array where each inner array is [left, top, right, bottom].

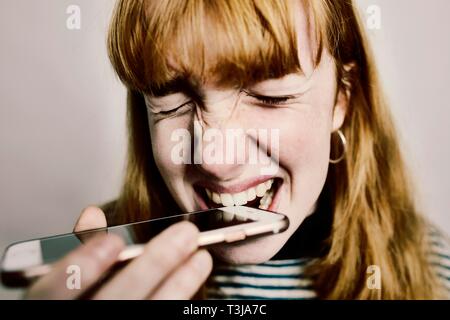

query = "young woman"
[[26, 0, 449, 299]]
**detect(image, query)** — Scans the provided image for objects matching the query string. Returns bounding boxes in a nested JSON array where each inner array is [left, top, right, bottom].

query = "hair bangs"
[[108, 0, 327, 95]]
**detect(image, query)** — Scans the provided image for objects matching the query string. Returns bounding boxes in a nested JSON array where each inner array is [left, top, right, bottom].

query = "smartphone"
[[1, 206, 289, 287]]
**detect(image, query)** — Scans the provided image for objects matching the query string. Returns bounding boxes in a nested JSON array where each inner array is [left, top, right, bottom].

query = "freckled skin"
[[146, 3, 348, 264]]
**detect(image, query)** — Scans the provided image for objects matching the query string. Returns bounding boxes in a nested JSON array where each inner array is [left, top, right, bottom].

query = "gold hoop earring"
[[329, 130, 347, 164]]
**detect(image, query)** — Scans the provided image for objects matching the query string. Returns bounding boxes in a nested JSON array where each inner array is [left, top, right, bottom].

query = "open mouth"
[[194, 177, 283, 215]]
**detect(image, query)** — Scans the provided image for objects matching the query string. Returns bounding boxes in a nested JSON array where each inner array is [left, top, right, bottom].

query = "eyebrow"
[[149, 77, 200, 98]]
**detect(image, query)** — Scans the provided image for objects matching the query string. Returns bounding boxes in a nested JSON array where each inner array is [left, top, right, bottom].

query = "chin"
[[208, 232, 289, 265]]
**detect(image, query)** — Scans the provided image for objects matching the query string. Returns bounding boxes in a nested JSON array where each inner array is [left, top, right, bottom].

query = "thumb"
[[74, 206, 107, 232]]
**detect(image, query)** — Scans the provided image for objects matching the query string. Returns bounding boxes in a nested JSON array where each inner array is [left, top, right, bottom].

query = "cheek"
[[255, 97, 335, 170], [282, 76, 336, 167], [282, 119, 329, 166], [274, 88, 336, 196], [279, 108, 331, 188]]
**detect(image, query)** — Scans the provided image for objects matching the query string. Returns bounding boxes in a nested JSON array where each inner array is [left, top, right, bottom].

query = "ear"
[[332, 62, 356, 131]]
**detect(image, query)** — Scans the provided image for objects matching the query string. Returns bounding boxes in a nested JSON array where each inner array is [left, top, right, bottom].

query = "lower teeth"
[[258, 187, 274, 210], [223, 211, 234, 222]]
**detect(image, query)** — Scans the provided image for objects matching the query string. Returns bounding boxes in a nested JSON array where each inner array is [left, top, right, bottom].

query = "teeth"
[[220, 193, 234, 207], [247, 188, 256, 202], [236, 211, 248, 221], [223, 210, 234, 222], [204, 178, 275, 208], [258, 187, 274, 210], [233, 191, 247, 206], [260, 187, 274, 205], [255, 183, 267, 197], [212, 192, 221, 204]]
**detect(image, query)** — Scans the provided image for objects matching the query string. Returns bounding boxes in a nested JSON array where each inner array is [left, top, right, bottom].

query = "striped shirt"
[[206, 227, 450, 299], [428, 226, 450, 294], [206, 257, 317, 299]]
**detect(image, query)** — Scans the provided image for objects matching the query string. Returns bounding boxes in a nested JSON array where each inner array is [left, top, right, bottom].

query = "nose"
[[192, 88, 249, 180], [192, 118, 249, 181]]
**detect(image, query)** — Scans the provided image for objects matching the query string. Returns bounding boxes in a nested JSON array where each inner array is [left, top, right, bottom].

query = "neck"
[[270, 197, 332, 260]]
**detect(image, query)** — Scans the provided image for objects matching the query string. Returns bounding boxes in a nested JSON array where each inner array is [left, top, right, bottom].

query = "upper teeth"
[[205, 179, 274, 208]]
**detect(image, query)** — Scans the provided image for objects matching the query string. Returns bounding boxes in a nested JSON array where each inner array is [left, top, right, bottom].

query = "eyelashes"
[[149, 90, 300, 120], [151, 101, 194, 120], [241, 90, 296, 106], [245, 94, 292, 106], [158, 104, 189, 116]]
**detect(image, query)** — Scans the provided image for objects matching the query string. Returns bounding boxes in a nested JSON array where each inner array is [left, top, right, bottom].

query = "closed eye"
[[252, 95, 291, 105], [242, 90, 296, 106], [150, 101, 194, 120]]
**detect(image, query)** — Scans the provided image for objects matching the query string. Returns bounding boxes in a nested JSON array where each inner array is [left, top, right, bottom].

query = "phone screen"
[[38, 208, 259, 265], [1, 206, 288, 287]]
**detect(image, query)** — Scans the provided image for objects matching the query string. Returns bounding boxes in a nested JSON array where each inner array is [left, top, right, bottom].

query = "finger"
[[74, 206, 107, 232], [92, 221, 199, 300], [74, 206, 108, 243], [25, 234, 124, 300], [149, 249, 212, 300]]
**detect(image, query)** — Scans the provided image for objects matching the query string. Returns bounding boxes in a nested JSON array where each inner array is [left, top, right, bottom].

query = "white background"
[[1, 0, 449, 298]]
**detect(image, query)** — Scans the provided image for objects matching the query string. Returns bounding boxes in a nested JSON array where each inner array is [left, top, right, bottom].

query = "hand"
[[25, 206, 213, 299]]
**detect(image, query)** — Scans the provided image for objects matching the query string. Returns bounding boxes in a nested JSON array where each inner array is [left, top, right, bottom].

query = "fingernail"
[[172, 222, 199, 248]]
